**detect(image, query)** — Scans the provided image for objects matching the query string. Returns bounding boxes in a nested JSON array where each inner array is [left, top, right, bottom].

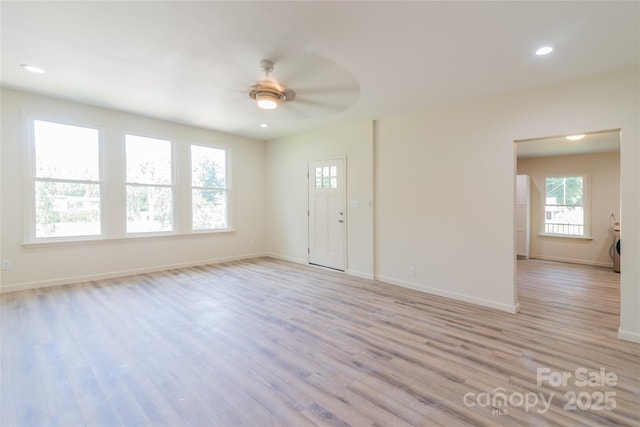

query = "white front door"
[[308, 159, 345, 271]]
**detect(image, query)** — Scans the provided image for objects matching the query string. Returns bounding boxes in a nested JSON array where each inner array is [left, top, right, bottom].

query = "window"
[[32, 120, 101, 238], [544, 175, 586, 236], [191, 145, 228, 230], [125, 135, 173, 233], [27, 116, 233, 243], [315, 165, 337, 189]]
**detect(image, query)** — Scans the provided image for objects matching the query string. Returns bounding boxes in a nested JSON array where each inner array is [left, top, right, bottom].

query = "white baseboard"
[[346, 269, 375, 280], [265, 252, 308, 266], [2, 250, 372, 293], [375, 275, 519, 314], [528, 254, 613, 268], [618, 328, 640, 343], [266, 253, 375, 281], [0, 252, 267, 293]]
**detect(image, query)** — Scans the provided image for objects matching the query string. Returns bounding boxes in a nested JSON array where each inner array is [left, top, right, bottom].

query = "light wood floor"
[[1, 258, 638, 426]]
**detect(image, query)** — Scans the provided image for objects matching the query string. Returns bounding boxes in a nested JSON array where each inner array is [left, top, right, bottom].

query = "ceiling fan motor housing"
[[248, 80, 288, 104]]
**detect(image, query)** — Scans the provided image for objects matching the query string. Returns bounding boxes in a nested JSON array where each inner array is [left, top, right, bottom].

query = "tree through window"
[[125, 134, 173, 233], [191, 145, 228, 230], [33, 120, 101, 238]]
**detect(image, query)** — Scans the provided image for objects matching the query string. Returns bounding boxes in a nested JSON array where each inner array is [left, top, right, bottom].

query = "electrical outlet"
[[409, 266, 416, 277], [2, 260, 11, 270]]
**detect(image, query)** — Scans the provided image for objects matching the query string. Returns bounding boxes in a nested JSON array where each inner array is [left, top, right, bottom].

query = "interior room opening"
[[514, 129, 621, 321]]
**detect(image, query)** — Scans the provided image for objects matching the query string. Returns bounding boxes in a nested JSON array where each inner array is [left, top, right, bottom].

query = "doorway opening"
[[514, 129, 621, 321]]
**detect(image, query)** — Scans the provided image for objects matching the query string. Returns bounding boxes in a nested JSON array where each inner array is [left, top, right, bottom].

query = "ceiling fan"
[[240, 53, 360, 120], [248, 59, 295, 110]]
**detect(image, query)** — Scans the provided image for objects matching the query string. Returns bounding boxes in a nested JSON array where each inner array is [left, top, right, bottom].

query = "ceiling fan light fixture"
[[256, 92, 280, 110]]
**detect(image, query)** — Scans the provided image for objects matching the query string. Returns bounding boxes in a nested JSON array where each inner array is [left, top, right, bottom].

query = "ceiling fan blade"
[[276, 98, 354, 121], [292, 97, 351, 111], [273, 57, 324, 85], [277, 103, 313, 120], [283, 88, 296, 101], [293, 84, 360, 97]]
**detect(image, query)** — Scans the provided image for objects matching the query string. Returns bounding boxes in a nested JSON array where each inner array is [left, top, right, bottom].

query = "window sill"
[[22, 229, 236, 248], [538, 233, 593, 241]]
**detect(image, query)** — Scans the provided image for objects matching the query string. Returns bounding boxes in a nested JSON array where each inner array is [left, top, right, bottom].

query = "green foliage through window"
[[33, 120, 101, 238], [191, 145, 227, 230], [125, 135, 173, 233]]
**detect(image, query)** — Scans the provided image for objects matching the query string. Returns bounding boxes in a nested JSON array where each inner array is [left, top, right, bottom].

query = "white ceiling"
[[1, 1, 638, 141]]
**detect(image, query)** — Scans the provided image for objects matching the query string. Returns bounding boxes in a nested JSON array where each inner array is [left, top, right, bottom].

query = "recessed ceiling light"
[[535, 46, 553, 56], [260, 123, 269, 128], [566, 134, 585, 141], [20, 64, 46, 73]]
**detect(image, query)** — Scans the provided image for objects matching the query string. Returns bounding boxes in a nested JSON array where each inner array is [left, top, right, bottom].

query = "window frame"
[[189, 143, 231, 232], [24, 116, 106, 243], [541, 173, 591, 239]]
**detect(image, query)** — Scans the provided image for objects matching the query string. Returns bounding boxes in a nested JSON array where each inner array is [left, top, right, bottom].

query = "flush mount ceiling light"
[[248, 60, 289, 110], [260, 123, 269, 128], [536, 46, 553, 56], [566, 134, 585, 141], [20, 64, 45, 73]]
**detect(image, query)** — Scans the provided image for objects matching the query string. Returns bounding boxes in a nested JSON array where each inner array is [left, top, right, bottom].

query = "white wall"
[[1, 88, 266, 291], [374, 103, 520, 313], [517, 152, 620, 267], [265, 120, 374, 279], [373, 66, 639, 341]]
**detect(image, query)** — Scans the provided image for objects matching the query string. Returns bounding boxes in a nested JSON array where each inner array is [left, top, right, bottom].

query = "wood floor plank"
[[1, 257, 639, 426]]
